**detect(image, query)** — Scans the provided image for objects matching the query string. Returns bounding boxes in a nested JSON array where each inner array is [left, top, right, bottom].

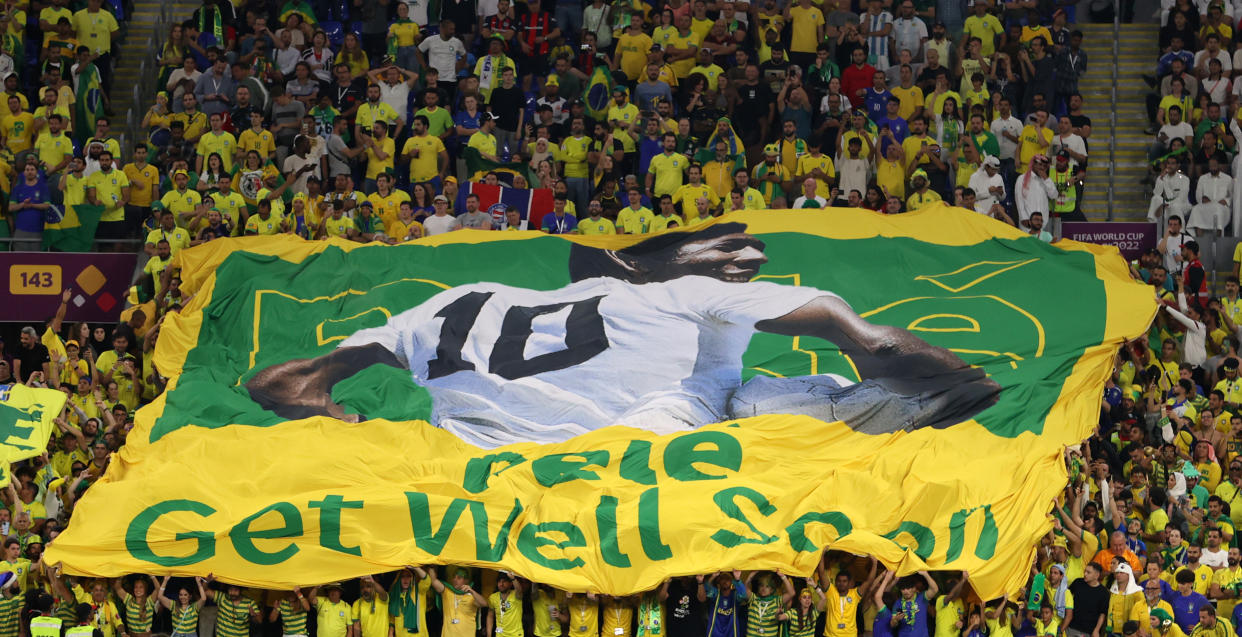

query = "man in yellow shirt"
[[172, 93, 208, 143], [796, 140, 836, 197], [159, 170, 203, 229], [196, 112, 238, 172], [0, 95, 33, 156], [906, 169, 942, 210], [1018, 110, 1053, 173], [236, 111, 276, 163], [88, 150, 131, 242], [788, 0, 825, 65], [614, 17, 653, 82], [355, 84, 402, 142], [578, 201, 616, 235], [702, 140, 737, 200], [560, 116, 593, 210], [245, 199, 285, 235], [123, 145, 159, 234], [401, 114, 448, 187], [32, 113, 71, 176], [145, 209, 191, 255], [607, 87, 640, 155], [210, 173, 248, 234], [351, 576, 390, 637], [646, 133, 688, 198], [362, 121, 395, 192], [672, 164, 718, 222], [71, 0, 118, 58], [822, 569, 872, 637], [962, 0, 1003, 57], [616, 188, 654, 233], [312, 584, 351, 637], [891, 64, 925, 120], [468, 113, 500, 161], [666, 15, 701, 79]]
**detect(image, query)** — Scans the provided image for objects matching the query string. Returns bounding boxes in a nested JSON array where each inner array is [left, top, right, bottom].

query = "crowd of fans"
[[0, 0, 1100, 250], [1141, 0, 1242, 235]]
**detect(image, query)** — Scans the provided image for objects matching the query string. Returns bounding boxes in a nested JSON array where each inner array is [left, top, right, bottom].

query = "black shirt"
[[488, 85, 527, 131], [665, 579, 706, 637], [1067, 579, 1109, 633], [14, 343, 49, 381], [330, 78, 364, 114], [734, 81, 774, 131]]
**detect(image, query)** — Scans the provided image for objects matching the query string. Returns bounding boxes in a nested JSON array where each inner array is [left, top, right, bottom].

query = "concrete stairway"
[[111, 0, 197, 152], [1076, 21, 1160, 221]]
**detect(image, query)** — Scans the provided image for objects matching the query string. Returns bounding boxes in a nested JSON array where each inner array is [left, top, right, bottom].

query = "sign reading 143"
[[8, 265, 61, 295]]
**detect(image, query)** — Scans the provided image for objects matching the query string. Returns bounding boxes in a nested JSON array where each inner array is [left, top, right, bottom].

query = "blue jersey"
[[893, 593, 929, 637], [704, 581, 748, 637], [1169, 592, 1209, 632], [874, 607, 894, 637]]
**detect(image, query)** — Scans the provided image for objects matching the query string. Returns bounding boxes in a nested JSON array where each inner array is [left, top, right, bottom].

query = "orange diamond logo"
[[75, 265, 106, 295]]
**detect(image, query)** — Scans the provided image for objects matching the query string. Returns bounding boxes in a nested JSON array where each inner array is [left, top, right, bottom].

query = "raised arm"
[[756, 295, 1000, 427], [427, 568, 445, 594], [245, 343, 406, 420], [919, 571, 939, 599], [778, 572, 796, 604]]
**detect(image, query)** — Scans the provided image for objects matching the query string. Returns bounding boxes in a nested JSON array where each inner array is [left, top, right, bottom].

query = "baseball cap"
[[434, 194, 449, 203], [911, 168, 929, 180], [444, 176, 458, 184], [983, 155, 1000, 167], [358, 200, 373, 208], [65, 340, 79, 348], [764, 143, 779, 155], [173, 169, 189, 178], [545, 74, 560, 87]]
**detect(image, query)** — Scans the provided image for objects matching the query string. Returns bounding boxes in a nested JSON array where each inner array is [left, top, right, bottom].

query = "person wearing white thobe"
[[1189, 166, 1232, 232]]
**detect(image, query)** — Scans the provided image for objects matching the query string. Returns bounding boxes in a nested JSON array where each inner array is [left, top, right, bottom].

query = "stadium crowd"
[[0, 0, 1099, 252]]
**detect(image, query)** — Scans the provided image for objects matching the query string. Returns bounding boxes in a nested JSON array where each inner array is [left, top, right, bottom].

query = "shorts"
[[727, 373, 997, 434]]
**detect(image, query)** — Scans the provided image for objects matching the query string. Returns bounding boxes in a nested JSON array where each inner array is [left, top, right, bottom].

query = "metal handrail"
[[1107, 0, 1120, 220]]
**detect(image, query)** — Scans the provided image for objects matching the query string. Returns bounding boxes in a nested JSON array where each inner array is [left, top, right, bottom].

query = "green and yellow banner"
[[45, 206, 1155, 598], [0, 385, 66, 487]]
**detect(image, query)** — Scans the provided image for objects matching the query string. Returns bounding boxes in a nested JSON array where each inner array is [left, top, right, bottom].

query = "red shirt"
[[841, 63, 877, 105]]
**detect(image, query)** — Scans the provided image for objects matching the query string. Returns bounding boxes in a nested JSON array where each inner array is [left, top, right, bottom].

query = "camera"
[[581, 44, 591, 51]]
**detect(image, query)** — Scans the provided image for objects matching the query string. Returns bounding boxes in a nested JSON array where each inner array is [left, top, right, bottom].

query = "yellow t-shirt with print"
[[672, 183, 717, 221], [89, 168, 131, 222], [245, 214, 282, 235], [578, 217, 616, 235], [796, 153, 836, 196], [647, 152, 688, 196], [616, 206, 653, 234], [237, 128, 276, 160], [648, 214, 683, 232]]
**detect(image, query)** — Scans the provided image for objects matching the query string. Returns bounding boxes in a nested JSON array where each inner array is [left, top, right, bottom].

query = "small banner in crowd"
[[0, 385, 66, 487], [455, 182, 556, 230], [44, 206, 1155, 599]]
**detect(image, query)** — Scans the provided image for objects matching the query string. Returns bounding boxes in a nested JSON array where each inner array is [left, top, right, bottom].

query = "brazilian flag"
[[462, 146, 536, 185], [74, 62, 104, 147], [43, 202, 105, 252], [583, 66, 613, 122]]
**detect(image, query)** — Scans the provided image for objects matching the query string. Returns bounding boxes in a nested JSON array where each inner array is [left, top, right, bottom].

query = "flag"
[[461, 147, 536, 185], [584, 65, 613, 122], [74, 62, 104, 147], [0, 385, 66, 487], [45, 207, 1155, 598], [454, 182, 555, 230], [43, 203, 104, 252]]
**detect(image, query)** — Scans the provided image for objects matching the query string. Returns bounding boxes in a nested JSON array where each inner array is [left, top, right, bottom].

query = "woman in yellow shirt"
[[389, 3, 421, 70], [430, 568, 488, 637], [335, 33, 370, 79]]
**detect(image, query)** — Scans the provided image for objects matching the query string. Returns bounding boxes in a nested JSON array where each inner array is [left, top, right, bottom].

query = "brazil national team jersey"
[[339, 277, 831, 448]]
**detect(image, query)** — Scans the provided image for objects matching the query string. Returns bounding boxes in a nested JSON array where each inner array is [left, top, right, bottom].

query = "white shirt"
[[835, 156, 871, 196], [1050, 133, 1087, 168], [404, 0, 428, 25], [418, 36, 466, 81], [990, 115, 1022, 160], [968, 167, 1006, 213], [1167, 291, 1208, 366], [1195, 48, 1233, 75], [792, 195, 830, 208], [380, 81, 411, 120], [422, 213, 460, 235], [340, 276, 829, 448], [1203, 547, 1229, 569], [274, 44, 301, 76], [890, 16, 928, 61], [1159, 121, 1194, 144], [283, 153, 319, 195], [1015, 173, 1057, 224]]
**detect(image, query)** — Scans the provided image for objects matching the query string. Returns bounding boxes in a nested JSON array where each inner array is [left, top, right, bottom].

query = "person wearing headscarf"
[[701, 117, 745, 161], [1108, 563, 1147, 637], [1047, 564, 1072, 620]]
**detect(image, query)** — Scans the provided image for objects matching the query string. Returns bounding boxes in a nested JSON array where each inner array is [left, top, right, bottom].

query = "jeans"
[[555, 2, 583, 40], [565, 176, 590, 214]]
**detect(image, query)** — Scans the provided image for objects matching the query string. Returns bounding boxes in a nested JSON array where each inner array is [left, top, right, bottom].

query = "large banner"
[[44, 206, 1155, 599], [0, 252, 136, 321]]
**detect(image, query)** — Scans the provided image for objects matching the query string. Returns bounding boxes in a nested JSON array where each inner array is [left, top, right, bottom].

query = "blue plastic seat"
[[320, 20, 344, 49]]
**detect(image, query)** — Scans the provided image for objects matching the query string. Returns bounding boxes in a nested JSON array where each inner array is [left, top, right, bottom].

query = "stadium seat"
[[320, 20, 344, 49]]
